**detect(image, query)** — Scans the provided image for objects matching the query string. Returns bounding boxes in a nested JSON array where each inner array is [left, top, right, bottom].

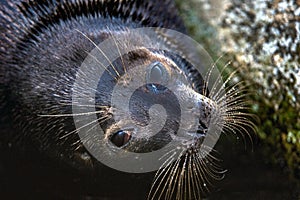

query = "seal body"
[[0, 1, 186, 153], [0, 0, 190, 198], [0, 0, 239, 199]]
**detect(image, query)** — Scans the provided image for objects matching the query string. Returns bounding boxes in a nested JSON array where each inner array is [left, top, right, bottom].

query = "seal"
[[0, 0, 255, 199]]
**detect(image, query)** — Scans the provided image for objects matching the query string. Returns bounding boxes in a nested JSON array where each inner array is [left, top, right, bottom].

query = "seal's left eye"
[[146, 61, 168, 85], [110, 130, 131, 147], [146, 62, 169, 93]]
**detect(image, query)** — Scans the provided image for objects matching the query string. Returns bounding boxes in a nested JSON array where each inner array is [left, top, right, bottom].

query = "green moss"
[[175, 0, 221, 59], [176, 0, 300, 181]]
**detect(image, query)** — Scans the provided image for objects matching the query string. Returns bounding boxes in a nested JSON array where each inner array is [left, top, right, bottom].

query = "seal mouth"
[[182, 130, 206, 150]]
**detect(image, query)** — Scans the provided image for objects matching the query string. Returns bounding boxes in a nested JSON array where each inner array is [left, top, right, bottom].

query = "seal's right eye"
[[146, 61, 169, 85], [110, 130, 132, 147], [146, 61, 169, 93]]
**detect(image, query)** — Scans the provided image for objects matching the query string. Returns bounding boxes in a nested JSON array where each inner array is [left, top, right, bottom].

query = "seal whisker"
[[214, 81, 251, 103], [160, 150, 185, 199], [176, 153, 187, 199], [201, 159, 224, 180], [222, 122, 254, 148], [38, 110, 107, 117], [70, 111, 112, 150], [151, 144, 226, 200], [188, 154, 200, 199], [202, 53, 227, 97], [225, 118, 257, 136], [70, 120, 106, 151], [57, 102, 109, 109], [59, 115, 111, 140], [214, 81, 244, 102], [159, 149, 177, 167], [79, 120, 104, 139], [210, 68, 239, 101], [149, 148, 186, 200], [221, 113, 257, 124], [209, 61, 233, 100], [75, 29, 121, 79], [72, 140, 83, 149], [221, 99, 251, 109], [82, 49, 118, 81], [196, 154, 214, 186], [149, 159, 177, 200], [108, 29, 127, 75], [223, 93, 255, 105], [167, 154, 188, 199], [219, 93, 253, 106], [221, 98, 254, 110], [187, 154, 193, 199], [193, 156, 211, 194], [223, 109, 257, 129], [192, 156, 206, 195], [221, 102, 250, 111]]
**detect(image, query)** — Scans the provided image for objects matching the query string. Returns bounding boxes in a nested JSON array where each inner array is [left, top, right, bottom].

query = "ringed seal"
[[0, 0, 255, 199]]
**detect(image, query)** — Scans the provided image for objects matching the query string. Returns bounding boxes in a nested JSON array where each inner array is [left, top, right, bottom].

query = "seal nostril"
[[110, 130, 132, 147], [199, 120, 208, 130]]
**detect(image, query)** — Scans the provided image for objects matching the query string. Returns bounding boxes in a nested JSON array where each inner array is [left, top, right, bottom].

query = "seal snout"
[[183, 87, 220, 137], [197, 95, 218, 132]]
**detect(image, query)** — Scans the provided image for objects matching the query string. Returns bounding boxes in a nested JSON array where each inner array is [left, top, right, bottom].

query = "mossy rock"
[[176, 0, 300, 181]]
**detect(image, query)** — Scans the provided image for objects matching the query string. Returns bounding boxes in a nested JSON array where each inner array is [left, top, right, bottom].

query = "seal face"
[[0, 0, 255, 199]]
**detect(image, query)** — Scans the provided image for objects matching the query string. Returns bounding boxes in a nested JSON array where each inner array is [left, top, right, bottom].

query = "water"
[[0, 127, 299, 199]]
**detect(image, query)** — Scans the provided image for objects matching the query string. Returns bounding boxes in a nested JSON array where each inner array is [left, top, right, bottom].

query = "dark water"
[[1, 132, 299, 200], [210, 135, 300, 200]]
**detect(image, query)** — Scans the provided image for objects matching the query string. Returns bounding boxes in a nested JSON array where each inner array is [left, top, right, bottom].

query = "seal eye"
[[110, 130, 132, 147], [149, 63, 164, 83], [147, 62, 168, 84], [146, 61, 169, 92]]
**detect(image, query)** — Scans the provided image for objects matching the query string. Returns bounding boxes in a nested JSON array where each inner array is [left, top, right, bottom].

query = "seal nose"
[[199, 97, 214, 125], [195, 94, 220, 136]]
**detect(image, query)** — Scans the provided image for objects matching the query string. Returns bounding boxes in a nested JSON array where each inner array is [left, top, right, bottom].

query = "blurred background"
[[175, 0, 300, 199]]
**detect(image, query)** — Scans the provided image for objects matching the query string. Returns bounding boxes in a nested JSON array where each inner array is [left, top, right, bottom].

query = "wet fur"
[[0, 0, 185, 153], [0, 0, 255, 199], [0, 0, 187, 199]]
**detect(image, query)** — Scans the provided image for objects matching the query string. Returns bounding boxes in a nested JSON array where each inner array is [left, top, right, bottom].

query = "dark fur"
[[0, 0, 186, 198], [0, 0, 185, 149]]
